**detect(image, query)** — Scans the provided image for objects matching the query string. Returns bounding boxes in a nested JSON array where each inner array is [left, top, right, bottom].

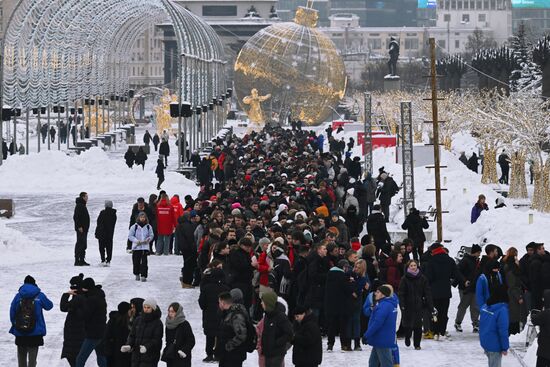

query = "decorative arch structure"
[[1, 0, 227, 111]]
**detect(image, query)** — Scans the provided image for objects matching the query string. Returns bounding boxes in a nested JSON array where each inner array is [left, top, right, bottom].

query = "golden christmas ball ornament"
[[234, 2, 346, 126]]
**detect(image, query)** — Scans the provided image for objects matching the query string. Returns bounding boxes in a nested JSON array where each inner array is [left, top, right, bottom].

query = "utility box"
[[0, 199, 15, 218]]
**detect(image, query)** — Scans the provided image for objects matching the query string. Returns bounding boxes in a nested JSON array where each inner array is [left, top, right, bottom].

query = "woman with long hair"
[[502, 247, 526, 335], [348, 259, 370, 350]]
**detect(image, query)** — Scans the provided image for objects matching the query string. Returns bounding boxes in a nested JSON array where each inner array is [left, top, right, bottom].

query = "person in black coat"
[[198, 157, 213, 186], [176, 213, 198, 288], [348, 157, 362, 180], [198, 265, 230, 362], [292, 306, 322, 367], [104, 302, 132, 367], [529, 244, 550, 311], [152, 134, 160, 152], [75, 277, 108, 366], [454, 245, 481, 332], [401, 208, 429, 260], [73, 192, 90, 266], [143, 130, 152, 146], [155, 158, 165, 190], [532, 290, 550, 367], [260, 291, 294, 365], [135, 147, 148, 170], [226, 238, 255, 309], [122, 298, 163, 367], [324, 259, 355, 351], [305, 245, 330, 317], [2, 140, 8, 160], [159, 138, 170, 166], [163, 303, 195, 367], [95, 200, 117, 265], [366, 204, 391, 253], [60, 274, 86, 367], [467, 153, 479, 173], [398, 260, 433, 349], [377, 174, 399, 222], [124, 148, 135, 168], [423, 245, 465, 339]]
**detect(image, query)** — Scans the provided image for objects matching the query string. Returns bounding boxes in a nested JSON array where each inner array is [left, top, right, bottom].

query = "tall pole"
[[178, 55, 185, 170], [57, 107, 61, 150], [47, 106, 51, 150], [25, 108, 29, 154], [65, 102, 70, 150], [95, 97, 99, 137], [37, 109, 41, 153], [363, 92, 372, 175], [429, 38, 443, 242]]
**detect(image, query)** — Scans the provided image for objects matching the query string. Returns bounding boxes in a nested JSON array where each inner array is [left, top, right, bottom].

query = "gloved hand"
[[140, 345, 147, 354], [120, 345, 131, 353], [178, 350, 186, 358]]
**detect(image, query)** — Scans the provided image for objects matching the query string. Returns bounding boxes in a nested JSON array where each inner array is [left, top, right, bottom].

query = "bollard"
[[529, 213, 534, 225]]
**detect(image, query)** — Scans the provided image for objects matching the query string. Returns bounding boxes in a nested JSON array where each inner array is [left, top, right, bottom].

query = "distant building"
[[512, 2, 550, 38]]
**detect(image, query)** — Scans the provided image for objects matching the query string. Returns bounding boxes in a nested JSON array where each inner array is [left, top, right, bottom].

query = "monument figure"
[[387, 36, 400, 76]]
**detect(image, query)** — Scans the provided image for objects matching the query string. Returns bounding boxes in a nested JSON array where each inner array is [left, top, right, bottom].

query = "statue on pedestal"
[[387, 37, 400, 77], [242, 88, 271, 126]]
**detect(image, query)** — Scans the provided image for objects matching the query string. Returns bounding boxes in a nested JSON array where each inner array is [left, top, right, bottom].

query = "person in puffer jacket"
[[128, 212, 154, 282], [363, 284, 398, 367], [9, 275, 53, 367], [479, 284, 509, 367]]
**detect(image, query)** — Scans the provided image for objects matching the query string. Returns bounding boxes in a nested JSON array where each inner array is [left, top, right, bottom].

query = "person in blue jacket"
[[471, 194, 489, 223], [476, 259, 503, 308], [9, 275, 53, 367], [362, 284, 398, 367], [479, 284, 509, 367]]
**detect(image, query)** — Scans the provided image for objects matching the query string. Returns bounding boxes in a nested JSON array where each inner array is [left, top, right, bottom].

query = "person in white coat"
[[128, 212, 154, 282]]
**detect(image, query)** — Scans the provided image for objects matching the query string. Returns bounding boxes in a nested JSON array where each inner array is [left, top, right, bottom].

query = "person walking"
[[124, 147, 136, 168], [498, 150, 510, 185], [103, 302, 132, 367], [156, 157, 165, 190], [73, 192, 90, 266], [366, 204, 392, 253], [60, 274, 86, 367], [226, 238, 255, 309], [292, 305, 322, 367], [75, 277, 108, 367], [135, 147, 148, 170], [479, 285, 510, 367], [468, 153, 479, 173], [121, 298, 164, 367], [94, 200, 117, 266], [216, 292, 249, 367], [178, 211, 198, 288], [348, 259, 370, 350], [9, 275, 53, 367], [128, 212, 154, 282], [502, 248, 526, 335], [153, 133, 160, 151], [532, 290, 550, 367], [401, 208, 429, 259], [455, 244, 482, 333], [377, 173, 399, 223], [362, 285, 398, 367], [398, 260, 433, 350], [199, 264, 230, 362], [159, 138, 170, 166], [260, 291, 293, 367], [162, 302, 195, 367], [143, 130, 152, 147]]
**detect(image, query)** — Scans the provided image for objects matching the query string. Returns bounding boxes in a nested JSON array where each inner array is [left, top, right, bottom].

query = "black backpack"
[[15, 298, 36, 333], [236, 309, 257, 353]]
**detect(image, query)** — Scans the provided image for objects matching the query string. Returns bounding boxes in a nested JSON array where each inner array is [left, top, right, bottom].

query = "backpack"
[[15, 298, 36, 333], [236, 309, 257, 353]]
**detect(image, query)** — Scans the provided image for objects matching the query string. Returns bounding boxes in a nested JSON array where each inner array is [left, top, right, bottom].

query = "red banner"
[[357, 132, 397, 155]]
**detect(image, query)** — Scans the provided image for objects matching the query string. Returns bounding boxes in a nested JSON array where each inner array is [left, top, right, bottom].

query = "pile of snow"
[[0, 219, 61, 266], [0, 147, 199, 195]]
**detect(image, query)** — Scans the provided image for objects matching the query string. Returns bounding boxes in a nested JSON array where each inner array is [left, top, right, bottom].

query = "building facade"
[[128, 25, 165, 89]]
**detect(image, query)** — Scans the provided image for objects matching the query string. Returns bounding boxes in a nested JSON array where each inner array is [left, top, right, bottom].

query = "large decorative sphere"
[[234, 7, 346, 126]]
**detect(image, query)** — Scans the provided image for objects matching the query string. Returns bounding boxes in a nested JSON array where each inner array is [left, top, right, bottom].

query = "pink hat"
[[231, 202, 242, 210]]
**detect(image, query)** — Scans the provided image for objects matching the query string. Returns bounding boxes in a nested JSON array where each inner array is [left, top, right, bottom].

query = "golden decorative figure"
[[154, 88, 176, 135], [234, 3, 346, 126], [83, 104, 105, 135], [242, 88, 271, 126]]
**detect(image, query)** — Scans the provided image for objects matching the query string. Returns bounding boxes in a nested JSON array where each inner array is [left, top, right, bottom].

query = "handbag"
[[161, 340, 177, 362]]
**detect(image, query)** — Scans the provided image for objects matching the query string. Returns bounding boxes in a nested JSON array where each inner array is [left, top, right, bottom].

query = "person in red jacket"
[[156, 194, 176, 255], [170, 195, 185, 254]]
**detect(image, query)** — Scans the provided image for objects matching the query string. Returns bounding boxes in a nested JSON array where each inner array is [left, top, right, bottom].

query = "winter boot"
[[454, 323, 463, 332], [135, 275, 140, 281], [327, 344, 333, 352], [423, 331, 434, 340], [141, 277, 147, 282], [202, 356, 214, 363]]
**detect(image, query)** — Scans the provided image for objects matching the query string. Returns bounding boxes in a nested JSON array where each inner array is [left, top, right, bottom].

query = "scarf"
[[407, 268, 420, 277], [165, 304, 186, 330]]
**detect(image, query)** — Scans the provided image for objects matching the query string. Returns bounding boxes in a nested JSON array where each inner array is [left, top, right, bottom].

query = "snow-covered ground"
[[0, 120, 537, 366]]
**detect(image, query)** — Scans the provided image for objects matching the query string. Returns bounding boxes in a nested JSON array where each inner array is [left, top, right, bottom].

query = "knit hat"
[[230, 288, 244, 304], [261, 291, 278, 313], [70, 273, 84, 290], [471, 244, 482, 254], [231, 208, 241, 216], [347, 188, 355, 196], [143, 298, 158, 311], [105, 200, 113, 208], [377, 284, 393, 298], [118, 301, 131, 314], [303, 229, 313, 242], [294, 305, 308, 315], [24, 275, 36, 285], [81, 277, 95, 290], [315, 205, 329, 218]]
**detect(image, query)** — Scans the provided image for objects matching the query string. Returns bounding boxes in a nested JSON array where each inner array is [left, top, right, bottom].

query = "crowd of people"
[[8, 125, 550, 367]]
